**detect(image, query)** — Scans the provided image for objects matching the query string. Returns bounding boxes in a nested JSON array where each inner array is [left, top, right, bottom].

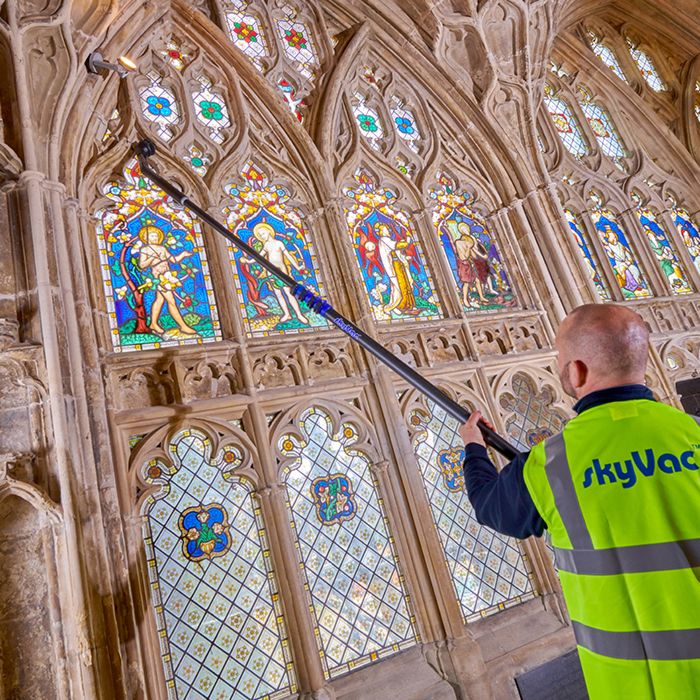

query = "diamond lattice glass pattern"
[[280, 408, 417, 679], [139, 72, 180, 142], [626, 40, 666, 92], [192, 76, 231, 144], [673, 206, 700, 277], [409, 402, 534, 621], [142, 429, 295, 700], [543, 86, 588, 157], [224, 3, 269, 71], [390, 99, 421, 152], [564, 210, 611, 301], [587, 33, 627, 82], [577, 95, 626, 159], [276, 11, 318, 80]]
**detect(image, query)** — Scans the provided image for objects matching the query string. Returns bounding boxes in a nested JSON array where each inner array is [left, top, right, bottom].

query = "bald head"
[[555, 304, 650, 399]]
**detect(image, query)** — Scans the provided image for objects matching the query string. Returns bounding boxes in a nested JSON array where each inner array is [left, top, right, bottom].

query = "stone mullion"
[[245, 403, 331, 698], [658, 207, 700, 293]]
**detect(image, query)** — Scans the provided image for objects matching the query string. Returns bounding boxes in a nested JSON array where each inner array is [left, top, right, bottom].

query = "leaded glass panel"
[[543, 84, 588, 157], [577, 86, 626, 159], [590, 197, 652, 299], [389, 98, 420, 152], [184, 144, 212, 177], [278, 79, 304, 122], [343, 170, 442, 323], [587, 32, 627, 82], [192, 76, 231, 144], [430, 175, 516, 311], [563, 209, 612, 301], [275, 7, 318, 80], [636, 206, 692, 295], [95, 160, 221, 351], [159, 38, 192, 72], [141, 429, 295, 699], [408, 401, 534, 621], [625, 38, 666, 92], [279, 408, 417, 678], [352, 93, 384, 150], [139, 71, 180, 142], [222, 163, 328, 336], [223, 2, 269, 71], [695, 81, 700, 123], [672, 205, 700, 277]]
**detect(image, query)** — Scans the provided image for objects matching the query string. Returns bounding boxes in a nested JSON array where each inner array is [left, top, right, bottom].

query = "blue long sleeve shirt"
[[462, 384, 655, 539]]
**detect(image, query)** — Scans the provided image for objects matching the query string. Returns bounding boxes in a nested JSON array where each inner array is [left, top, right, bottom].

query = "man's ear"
[[571, 359, 588, 390]]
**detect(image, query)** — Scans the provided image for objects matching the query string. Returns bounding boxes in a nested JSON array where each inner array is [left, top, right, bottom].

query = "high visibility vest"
[[523, 399, 700, 699]]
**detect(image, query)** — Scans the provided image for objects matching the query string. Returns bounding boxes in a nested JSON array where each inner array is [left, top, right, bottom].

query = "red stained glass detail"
[[284, 29, 307, 50], [234, 21, 258, 43]]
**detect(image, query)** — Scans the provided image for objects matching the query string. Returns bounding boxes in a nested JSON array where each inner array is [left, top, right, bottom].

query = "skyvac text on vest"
[[582, 448, 698, 489]]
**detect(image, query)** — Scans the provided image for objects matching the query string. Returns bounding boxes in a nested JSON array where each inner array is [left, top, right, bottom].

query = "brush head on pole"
[[134, 139, 157, 159]]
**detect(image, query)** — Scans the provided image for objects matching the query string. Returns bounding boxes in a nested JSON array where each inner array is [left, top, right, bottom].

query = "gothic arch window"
[[543, 83, 589, 158], [222, 1, 271, 71], [389, 96, 421, 152], [631, 192, 693, 295], [670, 199, 700, 277], [95, 160, 222, 352], [221, 161, 328, 336], [430, 173, 516, 312], [586, 31, 628, 83], [140, 428, 295, 699], [278, 407, 417, 678], [352, 90, 386, 151], [589, 192, 652, 299], [563, 209, 612, 301], [191, 74, 233, 144], [343, 169, 442, 323], [576, 85, 627, 161], [406, 397, 534, 620], [625, 36, 666, 92]]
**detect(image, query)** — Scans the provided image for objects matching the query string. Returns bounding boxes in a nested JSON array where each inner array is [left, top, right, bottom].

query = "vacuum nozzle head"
[[134, 139, 157, 159]]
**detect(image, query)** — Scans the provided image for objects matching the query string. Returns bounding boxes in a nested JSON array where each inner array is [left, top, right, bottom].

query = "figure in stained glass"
[[673, 206, 700, 276], [96, 161, 220, 352], [563, 209, 611, 301], [344, 171, 441, 323], [431, 176, 515, 311], [223, 163, 327, 336]]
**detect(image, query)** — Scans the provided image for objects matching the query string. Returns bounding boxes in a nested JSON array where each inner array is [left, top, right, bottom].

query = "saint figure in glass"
[[563, 209, 611, 301], [672, 205, 700, 276]]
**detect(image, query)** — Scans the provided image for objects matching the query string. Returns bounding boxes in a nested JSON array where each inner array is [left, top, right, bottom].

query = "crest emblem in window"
[[178, 504, 231, 561], [311, 474, 356, 525], [438, 447, 465, 492]]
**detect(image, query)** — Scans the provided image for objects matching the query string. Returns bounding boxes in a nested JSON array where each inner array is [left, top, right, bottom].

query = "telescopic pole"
[[133, 139, 520, 460]]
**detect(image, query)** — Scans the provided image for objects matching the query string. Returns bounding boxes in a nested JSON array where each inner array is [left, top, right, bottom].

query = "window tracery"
[[576, 85, 626, 161], [279, 407, 417, 678], [223, 1, 270, 71], [141, 429, 295, 700], [192, 74, 232, 144], [389, 97, 421, 152], [563, 209, 612, 301], [625, 36, 666, 92], [352, 91, 385, 151], [543, 83, 589, 158], [586, 31, 627, 83], [274, 5, 319, 81]]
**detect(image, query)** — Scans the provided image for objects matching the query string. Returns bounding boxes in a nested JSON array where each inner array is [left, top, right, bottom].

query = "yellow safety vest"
[[523, 399, 700, 699]]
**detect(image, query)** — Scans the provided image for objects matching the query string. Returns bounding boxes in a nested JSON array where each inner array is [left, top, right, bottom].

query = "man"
[[459, 304, 700, 698]]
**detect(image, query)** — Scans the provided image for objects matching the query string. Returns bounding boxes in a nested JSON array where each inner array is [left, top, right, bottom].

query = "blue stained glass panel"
[[139, 72, 180, 142], [564, 210, 611, 301], [673, 206, 700, 277]]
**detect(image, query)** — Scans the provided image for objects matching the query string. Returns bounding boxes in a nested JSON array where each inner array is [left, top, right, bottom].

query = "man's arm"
[[459, 412, 546, 539]]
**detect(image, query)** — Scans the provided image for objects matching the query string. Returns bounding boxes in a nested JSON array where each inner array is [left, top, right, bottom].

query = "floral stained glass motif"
[[276, 8, 318, 80], [142, 429, 295, 700], [430, 176, 516, 311], [577, 86, 626, 159], [543, 84, 588, 157], [192, 76, 231, 144], [636, 207, 692, 295], [184, 144, 211, 178], [389, 98, 421, 152], [563, 209, 612, 301], [672, 205, 700, 277], [352, 94, 384, 150], [695, 81, 700, 123], [278, 79, 304, 122], [587, 32, 627, 82], [280, 407, 417, 678], [223, 163, 328, 337], [223, 2, 269, 71], [625, 38, 666, 92], [159, 38, 192, 72], [139, 72, 180, 142], [408, 401, 534, 621], [344, 170, 442, 323], [590, 197, 652, 299], [95, 160, 221, 352]]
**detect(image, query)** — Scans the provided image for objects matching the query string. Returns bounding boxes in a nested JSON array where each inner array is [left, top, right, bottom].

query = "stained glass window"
[[408, 401, 534, 620], [589, 194, 652, 299], [275, 6, 318, 80], [543, 83, 588, 157], [159, 37, 192, 72], [343, 169, 442, 323], [192, 76, 231, 144], [695, 81, 700, 123], [278, 78, 304, 122], [633, 198, 692, 295], [430, 175, 516, 311], [279, 407, 417, 678], [95, 160, 221, 352], [587, 32, 627, 82], [625, 38, 666, 92], [563, 209, 612, 301], [139, 72, 180, 142], [672, 204, 700, 277], [223, 1, 269, 71], [141, 429, 295, 700], [222, 162, 328, 336], [184, 144, 212, 177], [395, 157, 415, 179], [389, 98, 420, 152], [352, 93, 384, 150], [576, 86, 626, 159]]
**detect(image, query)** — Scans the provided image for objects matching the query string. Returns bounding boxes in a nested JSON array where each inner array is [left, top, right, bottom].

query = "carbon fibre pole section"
[[133, 139, 520, 460]]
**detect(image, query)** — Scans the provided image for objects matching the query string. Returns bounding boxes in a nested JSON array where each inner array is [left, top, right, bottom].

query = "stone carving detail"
[[471, 314, 549, 357], [112, 366, 176, 409], [180, 359, 238, 401], [636, 300, 700, 335], [381, 327, 473, 369]]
